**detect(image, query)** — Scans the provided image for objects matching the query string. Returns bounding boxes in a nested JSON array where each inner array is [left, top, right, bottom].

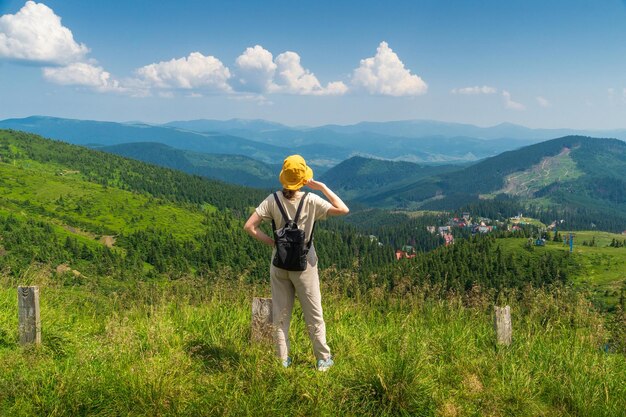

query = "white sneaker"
[[316, 357, 334, 372]]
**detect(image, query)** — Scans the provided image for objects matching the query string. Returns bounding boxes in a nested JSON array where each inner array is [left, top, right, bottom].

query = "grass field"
[[1, 272, 625, 417], [496, 233, 626, 309], [0, 161, 209, 240]]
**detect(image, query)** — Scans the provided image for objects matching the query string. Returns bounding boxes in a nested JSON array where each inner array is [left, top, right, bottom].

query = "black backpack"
[[271, 192, 316, 271]]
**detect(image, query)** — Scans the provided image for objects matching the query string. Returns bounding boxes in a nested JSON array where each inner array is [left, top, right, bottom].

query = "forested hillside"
[[97, 142, 280, 188], [358, 136, 626, 232], [0, 130, 390, 281], [1, 130, 265, 212], [320, 156, 460, 200]]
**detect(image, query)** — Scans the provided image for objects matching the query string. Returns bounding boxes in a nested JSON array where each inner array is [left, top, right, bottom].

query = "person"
[[244, 154, 349, 371]]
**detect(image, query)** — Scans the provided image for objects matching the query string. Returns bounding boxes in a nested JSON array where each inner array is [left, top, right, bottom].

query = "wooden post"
[[18, 286, 41, 345], [494, 305, 512, 346], [251, 297, 273, 342]]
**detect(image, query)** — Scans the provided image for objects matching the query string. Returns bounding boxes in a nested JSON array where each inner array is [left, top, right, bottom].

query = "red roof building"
[[395, 250, 416, 260]]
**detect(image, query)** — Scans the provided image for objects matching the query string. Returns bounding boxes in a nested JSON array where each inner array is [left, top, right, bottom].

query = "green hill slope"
[[0, 129, 391, 279], [495, 232, 626, 309], [0, 130, 268, 277], [0, 130, 268, 212], [97, 142, 280, 188], [319, 156, 461, 201], [361, 136, 626, 231]]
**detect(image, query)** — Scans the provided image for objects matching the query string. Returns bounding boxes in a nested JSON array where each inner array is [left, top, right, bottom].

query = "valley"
[[0, 125, 624, 417]]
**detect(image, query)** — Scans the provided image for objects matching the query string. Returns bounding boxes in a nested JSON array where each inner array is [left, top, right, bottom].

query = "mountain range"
[[2, 116, 626, 231], [324, 136, 626, 231], [164, 118, 626, 141], [8, 116, 625, 168], [0, 116, 289, 164]]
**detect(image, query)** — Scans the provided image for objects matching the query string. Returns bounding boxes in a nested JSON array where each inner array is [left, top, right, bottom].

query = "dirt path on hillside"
[[498, 147, 573, 196], [61, 224, 116, 248], [62, 224, 96, 239]]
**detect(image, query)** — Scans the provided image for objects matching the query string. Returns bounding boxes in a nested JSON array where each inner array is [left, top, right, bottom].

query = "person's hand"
[[305, 179, 326, 191]]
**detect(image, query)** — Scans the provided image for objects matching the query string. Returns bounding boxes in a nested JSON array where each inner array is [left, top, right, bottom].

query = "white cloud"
[[0, 2, 128, 94], [273, 51, 347, 95], [234, 45, 347, 96], [234, 45, 277, 93], [135, 52, 232, 91], [0, 1, 89, 65], [536, 96, 550, 108], [352, 41, 427, 96], [273, 51, 323, 94], [502, 90, 525, 110], [0, 5, 420, 101], [324, 81, 350, 96], [42, 62, 122, 92], [451, 85, 497, 95]]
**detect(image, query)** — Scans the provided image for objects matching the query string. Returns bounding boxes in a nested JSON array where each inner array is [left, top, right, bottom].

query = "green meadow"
[[1, 273, 625, 417], [0, 161, 209, 239], [496, 233, 626, 308], [0, 130, 625, 416]]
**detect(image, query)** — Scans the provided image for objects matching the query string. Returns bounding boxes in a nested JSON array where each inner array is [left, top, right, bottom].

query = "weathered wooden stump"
[[251, 297, 273, 342], [494, 305, 512, 346], [18, 286, 41, 345]]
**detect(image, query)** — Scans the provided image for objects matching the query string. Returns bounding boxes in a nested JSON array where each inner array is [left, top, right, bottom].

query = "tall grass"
[[1, 271, 625, 416]]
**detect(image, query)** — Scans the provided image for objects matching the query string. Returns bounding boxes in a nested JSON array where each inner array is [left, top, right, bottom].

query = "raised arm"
[[305, 179, 349, 216], [243, 212, 275, 247]]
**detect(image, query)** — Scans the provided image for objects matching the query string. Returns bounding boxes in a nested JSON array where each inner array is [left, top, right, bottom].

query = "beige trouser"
[[270, 248, 331, 361]]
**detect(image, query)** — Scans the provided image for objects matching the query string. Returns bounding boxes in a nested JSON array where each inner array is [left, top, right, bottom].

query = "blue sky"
[[1, 0, 626, 128]]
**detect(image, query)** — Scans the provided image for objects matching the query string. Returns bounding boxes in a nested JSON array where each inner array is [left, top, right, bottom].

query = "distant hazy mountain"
[[164, 118, 289, 133], [0, 116, 289, 164], [164, 117, 626, 142], [320, 120, 626, 141], [194, 126, 533, 163], [95, 142, 280, 189], [0, 116, 355, 168], [2, 116, 510, 166], [166, 118, 626, 164], [5, 116, 626, 173]]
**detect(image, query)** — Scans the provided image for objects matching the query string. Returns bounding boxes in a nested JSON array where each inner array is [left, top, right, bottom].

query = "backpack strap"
[[273, 191, 308, 224], [293, 192, 308, 224], [272, 192, 290, 223]]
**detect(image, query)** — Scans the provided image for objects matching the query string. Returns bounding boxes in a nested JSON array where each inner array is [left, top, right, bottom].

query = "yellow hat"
[[279, 155, 313, 190]]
